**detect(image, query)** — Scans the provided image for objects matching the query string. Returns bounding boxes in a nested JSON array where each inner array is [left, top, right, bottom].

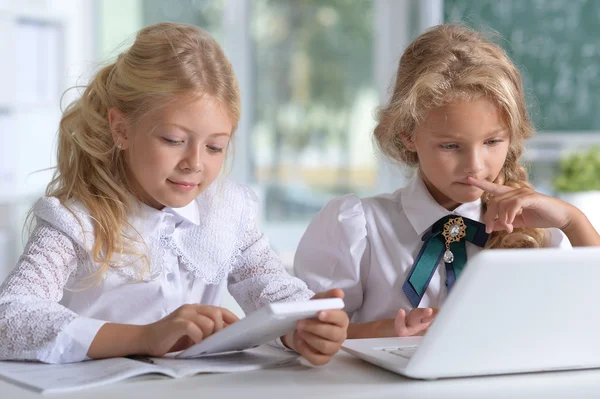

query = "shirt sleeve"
[[293, 194, 369, 319], [227, 186, 314, 315], [0, 220, 106, 363], [546, 227, 573, 249]]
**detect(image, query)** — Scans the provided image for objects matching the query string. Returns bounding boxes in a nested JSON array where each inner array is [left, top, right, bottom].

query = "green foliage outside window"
[[553, 147, 600, 192]]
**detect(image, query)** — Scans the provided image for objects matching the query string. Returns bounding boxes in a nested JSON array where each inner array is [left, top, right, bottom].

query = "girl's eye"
[[163, 137, 183, 145], [485, 139, 503, 146], [440, 143, 458, 150], [207, 145, 224, 153]]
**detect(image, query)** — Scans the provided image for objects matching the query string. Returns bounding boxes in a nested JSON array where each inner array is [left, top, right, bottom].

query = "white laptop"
[[342, 247, 600, 379]]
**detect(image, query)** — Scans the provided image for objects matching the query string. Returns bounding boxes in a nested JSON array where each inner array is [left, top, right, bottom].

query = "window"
[[249, 1, 377, 226], [143, 0, 224, 40]]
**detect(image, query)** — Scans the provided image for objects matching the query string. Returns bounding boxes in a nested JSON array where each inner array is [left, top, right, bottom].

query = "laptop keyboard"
[[379, 346, 418, 359]]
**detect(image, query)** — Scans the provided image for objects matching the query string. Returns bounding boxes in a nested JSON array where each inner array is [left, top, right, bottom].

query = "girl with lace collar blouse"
[[0, 22, 348, 365], [294, 24, 600, 340]]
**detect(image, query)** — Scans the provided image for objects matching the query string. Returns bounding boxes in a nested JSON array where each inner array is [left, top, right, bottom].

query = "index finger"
[[197, 306, 240, 325], [407, 308, 433, 325], [466, 177, 513, 195], [316, 309, 349, 327], [219, 308, 240, 325], [311, 288, 345, 300]]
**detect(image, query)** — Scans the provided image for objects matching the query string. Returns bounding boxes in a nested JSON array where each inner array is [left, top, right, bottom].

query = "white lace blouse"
[[0, 179, 313, 364]]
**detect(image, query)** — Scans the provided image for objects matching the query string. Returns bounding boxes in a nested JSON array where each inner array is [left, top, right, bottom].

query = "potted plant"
[[553, 146, 600, 232]]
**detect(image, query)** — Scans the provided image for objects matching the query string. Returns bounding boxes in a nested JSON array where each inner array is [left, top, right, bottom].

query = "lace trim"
[[166, 184, 252, 284], [33, 179, 255, 284], [0, 222, 80, 362]]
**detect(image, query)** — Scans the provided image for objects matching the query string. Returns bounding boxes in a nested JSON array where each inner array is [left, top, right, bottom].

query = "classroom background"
[[1, 0, 600, 285]]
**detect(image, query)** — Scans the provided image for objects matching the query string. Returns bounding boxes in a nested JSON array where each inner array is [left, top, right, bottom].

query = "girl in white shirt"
[[0, 22, 348, 365], [294, 24, 600, 339]]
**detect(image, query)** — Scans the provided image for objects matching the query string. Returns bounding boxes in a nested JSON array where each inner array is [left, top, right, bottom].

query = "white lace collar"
[[33, 179, 253, 284]]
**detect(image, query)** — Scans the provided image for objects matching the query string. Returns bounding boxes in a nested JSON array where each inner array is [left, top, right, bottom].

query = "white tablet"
[[175, 298, 345, 359]]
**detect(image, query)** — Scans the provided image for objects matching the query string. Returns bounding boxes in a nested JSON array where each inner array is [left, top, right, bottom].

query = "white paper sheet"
[[0, 345, 299, 393]]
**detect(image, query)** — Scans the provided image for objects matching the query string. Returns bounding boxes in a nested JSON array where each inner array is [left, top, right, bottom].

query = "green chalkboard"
[[444, 0, 600, 132]]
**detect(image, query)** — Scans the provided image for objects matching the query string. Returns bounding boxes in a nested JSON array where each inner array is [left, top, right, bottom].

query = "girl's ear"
[[108, 108, 131, 150], [399, 132, 416, 152]]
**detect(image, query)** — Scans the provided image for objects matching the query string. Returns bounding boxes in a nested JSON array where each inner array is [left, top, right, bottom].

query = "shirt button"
[[165, 226, 175, 235], [166, 272, 175, 282]]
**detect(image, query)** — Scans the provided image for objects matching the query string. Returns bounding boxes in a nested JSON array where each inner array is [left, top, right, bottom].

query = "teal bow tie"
[[402, 215, 489, 307]]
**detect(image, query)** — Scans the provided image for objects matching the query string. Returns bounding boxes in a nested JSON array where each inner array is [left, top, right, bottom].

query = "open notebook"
[[0, 345, 299, 393]]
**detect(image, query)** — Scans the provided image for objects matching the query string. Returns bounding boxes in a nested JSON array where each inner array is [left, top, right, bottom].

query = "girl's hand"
[[141, 304, 239, 357], [394, 307, 438, 337], [467, 177, 576, 233], [282, 288, 349, 366]]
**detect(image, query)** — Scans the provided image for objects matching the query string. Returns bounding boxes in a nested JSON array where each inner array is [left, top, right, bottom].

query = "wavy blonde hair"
[[42, 22, 240, 280], [374, 24, 546, 249]]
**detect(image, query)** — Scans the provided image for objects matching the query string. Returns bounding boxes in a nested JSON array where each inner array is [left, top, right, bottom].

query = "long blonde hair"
[[44, 22, 240, 279], [374, 24, 546, 249]]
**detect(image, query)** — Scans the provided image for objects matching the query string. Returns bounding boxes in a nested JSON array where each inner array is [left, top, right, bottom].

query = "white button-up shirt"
[[294, 175, 570, 323], [0, 179, 313, 363]]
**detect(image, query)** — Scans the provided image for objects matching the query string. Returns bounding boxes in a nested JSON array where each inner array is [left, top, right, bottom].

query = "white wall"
[[0, 0, 97, 281]]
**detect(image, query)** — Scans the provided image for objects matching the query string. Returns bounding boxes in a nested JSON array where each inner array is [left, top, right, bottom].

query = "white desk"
[[1, 352, 600, 398]]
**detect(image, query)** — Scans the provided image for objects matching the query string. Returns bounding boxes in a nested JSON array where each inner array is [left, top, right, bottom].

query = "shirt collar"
[[166, 200, 201, 226], [401, 174, 483, 236], [133, 198, 201, 227]]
